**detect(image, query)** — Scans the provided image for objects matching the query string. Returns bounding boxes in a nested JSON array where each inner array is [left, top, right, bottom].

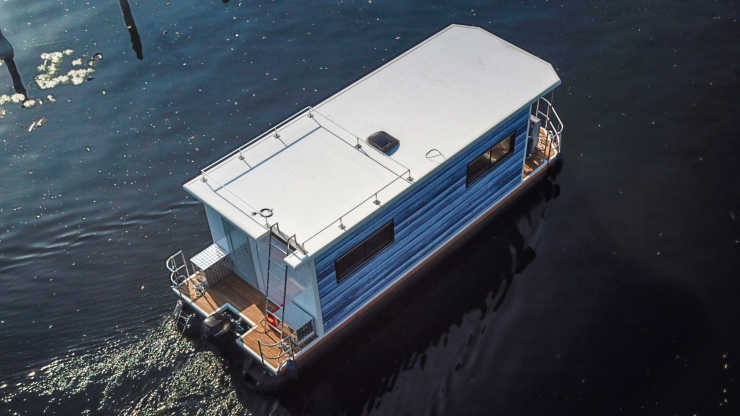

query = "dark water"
[[1, 1, 738, 414]]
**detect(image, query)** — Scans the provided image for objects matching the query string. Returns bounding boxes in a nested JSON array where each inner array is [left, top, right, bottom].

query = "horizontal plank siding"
[[314, 108, 529, 331]]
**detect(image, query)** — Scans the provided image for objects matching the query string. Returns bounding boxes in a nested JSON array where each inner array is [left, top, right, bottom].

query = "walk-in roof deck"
[[184, 24, 560, 263]]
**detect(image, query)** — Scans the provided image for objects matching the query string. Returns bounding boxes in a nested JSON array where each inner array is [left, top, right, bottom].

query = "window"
[[466, 132, 516, 186], [335, 220, 395, 283]]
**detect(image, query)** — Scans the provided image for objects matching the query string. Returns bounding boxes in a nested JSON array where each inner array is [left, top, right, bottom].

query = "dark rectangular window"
[[466, 132, 516, 186], [335, 220, 394, 283]]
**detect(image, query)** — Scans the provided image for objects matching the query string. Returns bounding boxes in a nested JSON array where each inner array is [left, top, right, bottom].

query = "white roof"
[[184, 24, 560, 266]]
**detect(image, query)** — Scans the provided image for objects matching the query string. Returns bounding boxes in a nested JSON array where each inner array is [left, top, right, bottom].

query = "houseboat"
[[167, 24, 563, 387]]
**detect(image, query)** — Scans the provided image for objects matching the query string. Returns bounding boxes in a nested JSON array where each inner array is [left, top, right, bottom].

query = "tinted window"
[[335, 221, 395, 283], [466, 132, 516, 186]]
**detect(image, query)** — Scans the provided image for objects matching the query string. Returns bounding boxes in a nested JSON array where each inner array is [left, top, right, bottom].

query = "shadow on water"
[[119, 0, 143, 60], [275, 171, 563, 415], [0, 28, 27, 96]]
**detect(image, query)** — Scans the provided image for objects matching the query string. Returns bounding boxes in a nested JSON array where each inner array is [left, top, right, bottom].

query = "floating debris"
[[28, 117, 47, 132], [34, 49, 97, 90], [1, 92, 27, 104], [2, 48, 101, 131]]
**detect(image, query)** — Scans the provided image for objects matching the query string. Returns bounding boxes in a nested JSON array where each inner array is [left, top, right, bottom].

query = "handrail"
[[538, 97, 564, 136], [533, 96, 564, 161], [302, 167, 412, 244], [310, 109, 414, 177], [200, 106, 313, 175], [194, 104, 419, 255], [166, 250, 190, 287], [257, 335, 296, 364]]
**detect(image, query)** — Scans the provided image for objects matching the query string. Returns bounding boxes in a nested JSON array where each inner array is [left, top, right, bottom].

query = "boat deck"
[[524, 127, 559, 176], [177, 272, 302, 370]]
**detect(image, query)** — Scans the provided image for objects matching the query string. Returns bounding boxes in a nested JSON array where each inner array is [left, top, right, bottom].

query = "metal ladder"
[[264, 224, 291, 342], [259, 224, 310, 364]]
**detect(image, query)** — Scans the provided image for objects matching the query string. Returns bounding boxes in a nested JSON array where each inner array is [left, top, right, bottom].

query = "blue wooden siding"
[[314, 108, 530, 332]]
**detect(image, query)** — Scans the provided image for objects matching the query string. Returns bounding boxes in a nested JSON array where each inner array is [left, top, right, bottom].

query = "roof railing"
[[308, 108, 413, 179], [200, 106, 313, 176], [195, 105, 419, 257], [302, 167, 413, 245]]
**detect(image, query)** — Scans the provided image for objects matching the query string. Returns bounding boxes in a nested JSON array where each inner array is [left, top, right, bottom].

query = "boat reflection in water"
[[0, 28, 27, 97], [272, 166, 562, 413]]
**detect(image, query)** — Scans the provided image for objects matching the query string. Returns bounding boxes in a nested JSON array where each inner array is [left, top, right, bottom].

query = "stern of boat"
[[523, 95, 563, 178], [165, 245, 316, 381]]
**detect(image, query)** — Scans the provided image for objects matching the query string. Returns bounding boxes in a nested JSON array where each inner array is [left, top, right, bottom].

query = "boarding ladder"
[[260, 224, 298, 363]]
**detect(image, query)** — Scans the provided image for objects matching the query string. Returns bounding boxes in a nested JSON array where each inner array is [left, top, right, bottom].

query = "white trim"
[[306, 260, 325, 336], [248, 236, 267, 293], [522, 100, 534, 179]]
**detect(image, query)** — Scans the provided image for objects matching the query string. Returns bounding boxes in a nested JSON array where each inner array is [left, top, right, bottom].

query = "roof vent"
[[367, 131, 399, 155]]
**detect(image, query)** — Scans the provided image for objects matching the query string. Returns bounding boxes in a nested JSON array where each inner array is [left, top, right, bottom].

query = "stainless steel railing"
[[535, 96, 564, 158], [200, 106, 313, 175], [166, 250, 190, 288], [257, 335, 296, 370], [195, 105, 416, 254]]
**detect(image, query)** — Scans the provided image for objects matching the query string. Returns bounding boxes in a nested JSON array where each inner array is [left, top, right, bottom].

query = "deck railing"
[[257, 335, 296, 370], [535, 96, 564, 158], [166, 250, 190, 288]]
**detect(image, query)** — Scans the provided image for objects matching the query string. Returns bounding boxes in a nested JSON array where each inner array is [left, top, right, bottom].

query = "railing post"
[[280, 266, 288, 337]]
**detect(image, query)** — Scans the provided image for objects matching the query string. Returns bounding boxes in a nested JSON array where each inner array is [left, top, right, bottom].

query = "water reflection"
[[119, 0, 143, 60], [277, 173, 561, 414], [0, 28, 27, 97]]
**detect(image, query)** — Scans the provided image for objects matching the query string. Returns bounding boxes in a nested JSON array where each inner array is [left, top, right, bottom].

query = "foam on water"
[[0, 318, 252, 415]]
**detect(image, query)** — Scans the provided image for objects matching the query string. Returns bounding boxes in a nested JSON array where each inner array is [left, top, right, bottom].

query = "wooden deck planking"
[[524, 127, 559, 176], [178, 272, 301, 370]]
